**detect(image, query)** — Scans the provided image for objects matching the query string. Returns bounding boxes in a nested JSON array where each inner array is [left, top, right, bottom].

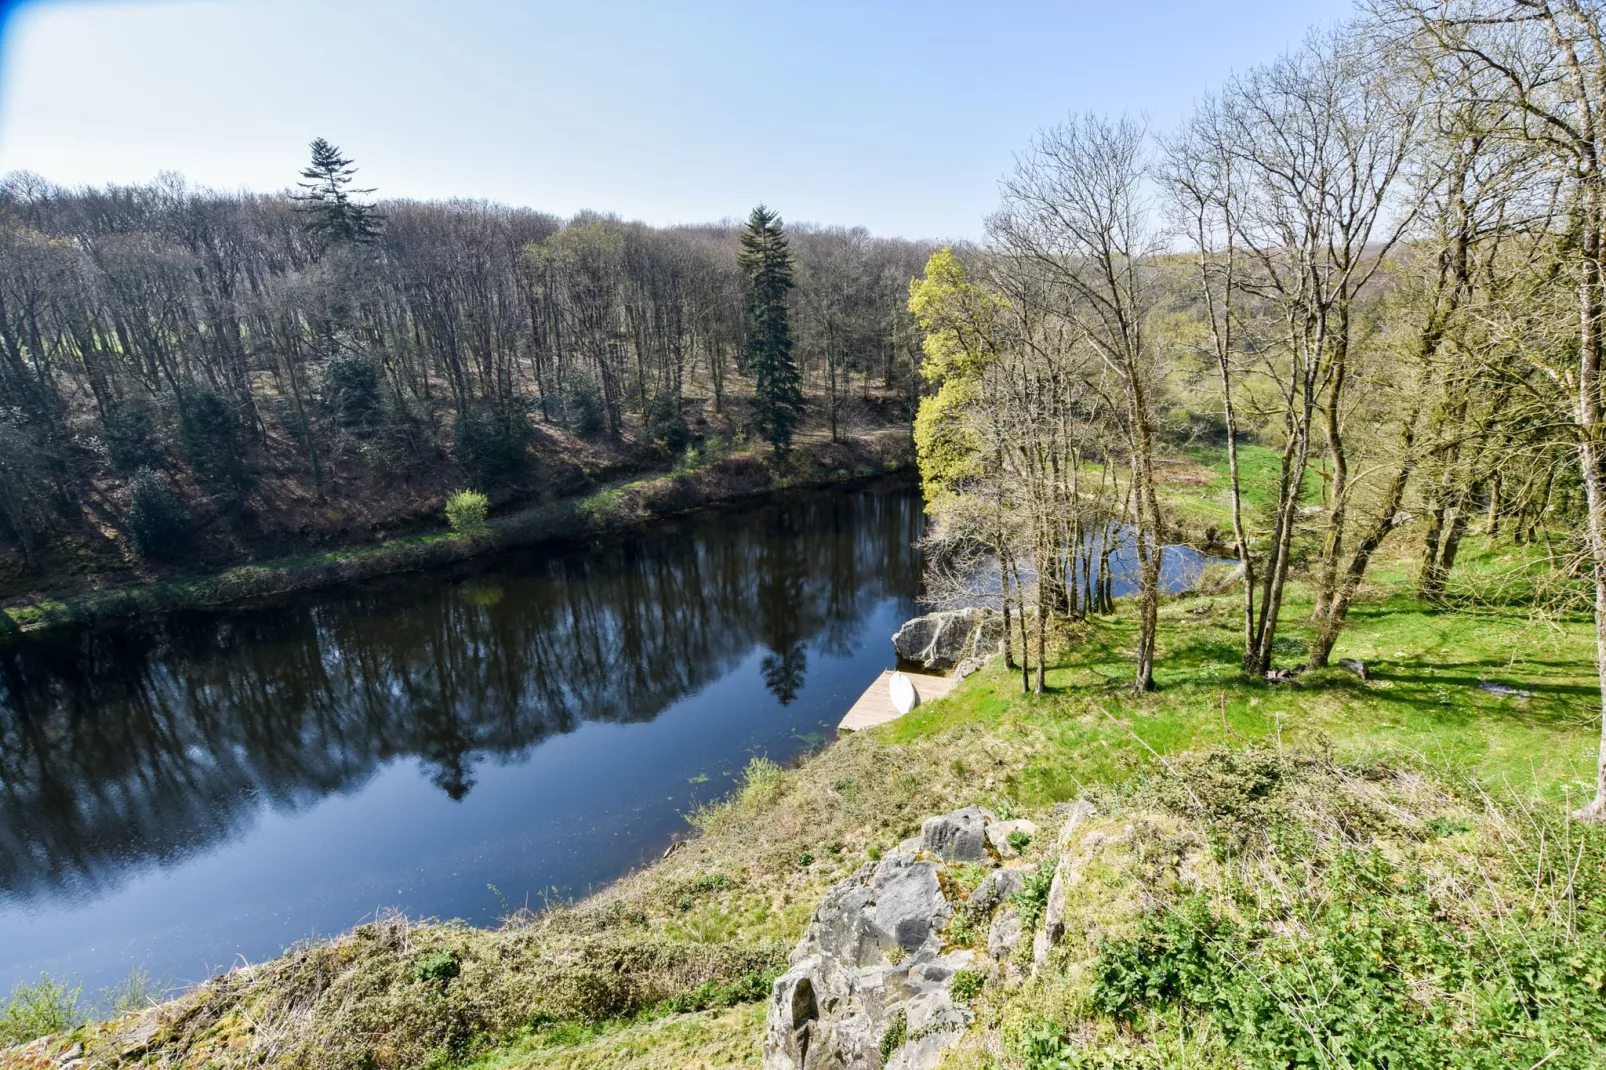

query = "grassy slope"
[[6, 507, 1602, 1068], [467, 533, 1601, 1068]]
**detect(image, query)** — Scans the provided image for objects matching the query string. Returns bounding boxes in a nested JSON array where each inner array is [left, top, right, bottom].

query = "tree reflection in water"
[[0, 483, 922, 905]]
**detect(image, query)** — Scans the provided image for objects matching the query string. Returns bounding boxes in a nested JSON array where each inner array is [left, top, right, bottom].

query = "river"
[[0, 482, 924, 997], [0, 480, 1227, 1001]]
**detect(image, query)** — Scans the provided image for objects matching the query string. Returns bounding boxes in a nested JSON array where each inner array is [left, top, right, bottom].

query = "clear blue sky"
[[0, 0, 1355, 239]]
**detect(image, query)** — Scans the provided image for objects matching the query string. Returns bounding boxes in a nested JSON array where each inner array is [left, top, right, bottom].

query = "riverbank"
[[5, 531, 1603, 1069], [0, 430, 912, 637]]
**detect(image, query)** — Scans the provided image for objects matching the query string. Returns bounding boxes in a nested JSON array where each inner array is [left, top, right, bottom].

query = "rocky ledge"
[[890, 609, 1004, 673], [763, 802, 1089, 1070]]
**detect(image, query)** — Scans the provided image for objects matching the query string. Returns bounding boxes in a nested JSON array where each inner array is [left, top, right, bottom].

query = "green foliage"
[[101, 966, 160, 1017], [127, 467, 192, 559], [878, 1007, 907, 1064], [321, 352, 383, 426], [796, 851, 814, 868], [1018, 1021, 1076, 1070], [1011, 858, 1057, 934], [1007, 829, 1032, 853], [296, 138, 382, 246], [445, 489, 490, 534], [739, 205, 804, 456], [412, 949, 461, 985], [643, 395, 690, 453], [98, 397, 165, 472], [1085, 823, 1606, 1070], [561, 370, 605, 437], [0, 974, 82, 1046], [179, 387, 246, 487], [947, 912, 978, 948], [453, 403, 530, 481], [949, 968, 984, 1003]]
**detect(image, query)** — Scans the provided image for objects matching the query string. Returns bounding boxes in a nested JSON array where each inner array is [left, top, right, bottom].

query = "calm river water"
[[0, 482, 924, 996], [0, 480, 1227, 1000]]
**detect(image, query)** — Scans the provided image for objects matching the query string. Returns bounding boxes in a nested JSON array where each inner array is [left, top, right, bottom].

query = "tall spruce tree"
[[295, 138, 382, 247], [739, 205, 804, 454]]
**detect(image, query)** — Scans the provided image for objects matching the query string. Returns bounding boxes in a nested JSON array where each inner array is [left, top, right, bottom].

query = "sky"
[[0, 0, 1356, 240]]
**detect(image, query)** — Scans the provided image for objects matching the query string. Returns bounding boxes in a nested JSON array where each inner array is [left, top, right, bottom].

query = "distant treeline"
[[0, 165, 931, 575]]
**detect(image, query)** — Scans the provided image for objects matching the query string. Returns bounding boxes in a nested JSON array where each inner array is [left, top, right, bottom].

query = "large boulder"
[[764, 806, 1026, 1070], [892, 609, 1002, 671]]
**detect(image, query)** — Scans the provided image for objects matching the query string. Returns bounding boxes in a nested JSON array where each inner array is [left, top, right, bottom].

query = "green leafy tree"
[[738, 205, 804, 455], [295, 138, 382, 247]]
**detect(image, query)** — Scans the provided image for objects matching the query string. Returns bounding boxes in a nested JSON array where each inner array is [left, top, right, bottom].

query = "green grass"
[[886, 537, 1600, 809]]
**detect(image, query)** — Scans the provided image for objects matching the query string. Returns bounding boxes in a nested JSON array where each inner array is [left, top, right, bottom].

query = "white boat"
[[889, 671, 920, 715]]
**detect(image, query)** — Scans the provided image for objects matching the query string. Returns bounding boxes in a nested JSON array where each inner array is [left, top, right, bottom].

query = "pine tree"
[[294, 138, 382, 247], [739, 205, 804, 455]]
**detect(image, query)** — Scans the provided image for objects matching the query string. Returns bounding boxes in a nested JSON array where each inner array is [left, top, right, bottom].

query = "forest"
[[0, 150, 930, 590]]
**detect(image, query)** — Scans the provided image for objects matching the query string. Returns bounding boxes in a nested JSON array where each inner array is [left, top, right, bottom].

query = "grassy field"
[[5, 518, 1603, 1069]]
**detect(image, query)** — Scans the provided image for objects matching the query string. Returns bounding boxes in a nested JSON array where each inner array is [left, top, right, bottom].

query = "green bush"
[[879, 1007, 907, 1064], [643, 394, 690, 453], [949, 967, 984, 1003], [445, 489, 489, 534], [411, 950, 460, 986], [127, 467, 191, 559], [0, 974, 82, 1046], [453, 402, 529, 481], [561, 371, 605, 437], [179, 386, 246, 487], [1007, 829, 1033, 853], [99, 397, 165, 472], [320, 352, 383, 427]]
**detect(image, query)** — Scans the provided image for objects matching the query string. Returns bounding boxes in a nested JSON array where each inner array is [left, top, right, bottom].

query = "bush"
[[98, 397, 165, 472], [643, 394, 690, 453], [453, 403, 529, 481], [127, 467, 191, 559], [949, 968, 984, 1003], [179, 387, 246, 487], [561, 371, 605, 437], [445, 489, 489, 534], [0, 975, 81, 1046], [411, 950, 460, 985], [321, 352, 383, 427]]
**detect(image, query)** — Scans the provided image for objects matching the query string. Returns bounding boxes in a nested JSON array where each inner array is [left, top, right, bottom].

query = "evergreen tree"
[[294, 138, 382, 247], [738, 205, 804, 454]]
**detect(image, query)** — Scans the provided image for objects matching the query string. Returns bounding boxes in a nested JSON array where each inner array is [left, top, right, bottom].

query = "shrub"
[[411, 950, 460, 986], [445, 490, 489, 534], [453, 402, 529, 481], [643, 394, 690, 453], [0, 974, 82, 1046], [879, 1008, 907, 1064], [101, 966, 160, 1017], [179, 387, 246, 487], [127, 467, 191, 559], [98, 397, 165, 472], [561, 371, 605, 437], [949, 968, 984, 1003], [1008, 829, 1033, 853], [320, 352, 383, 427]]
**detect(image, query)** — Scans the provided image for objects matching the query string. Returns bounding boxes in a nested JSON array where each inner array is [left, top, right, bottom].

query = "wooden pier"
[[837, 669, 957, 734]]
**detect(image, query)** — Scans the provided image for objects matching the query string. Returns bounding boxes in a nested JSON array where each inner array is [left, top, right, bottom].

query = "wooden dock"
[[838, 670, 957, 734]]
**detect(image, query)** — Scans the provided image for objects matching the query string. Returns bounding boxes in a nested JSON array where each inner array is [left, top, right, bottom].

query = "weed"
[[949, 968, 984, 1003], [0, 975, 82, 1046]]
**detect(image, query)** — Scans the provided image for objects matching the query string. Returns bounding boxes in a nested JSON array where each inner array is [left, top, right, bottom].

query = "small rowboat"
[[889, 671, 920, 715]]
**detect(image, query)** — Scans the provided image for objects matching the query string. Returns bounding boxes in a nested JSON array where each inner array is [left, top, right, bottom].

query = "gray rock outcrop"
[[764, 805, 1031, 1070], [892, 609, 1003, 671]]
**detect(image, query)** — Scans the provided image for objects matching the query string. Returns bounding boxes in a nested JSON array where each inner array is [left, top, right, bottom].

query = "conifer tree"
[[739, 205, 804, 454], [294, 138, 382, 247]]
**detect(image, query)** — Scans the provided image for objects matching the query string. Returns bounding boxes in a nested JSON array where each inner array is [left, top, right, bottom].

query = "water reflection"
[[0, 483, 922, 916]]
